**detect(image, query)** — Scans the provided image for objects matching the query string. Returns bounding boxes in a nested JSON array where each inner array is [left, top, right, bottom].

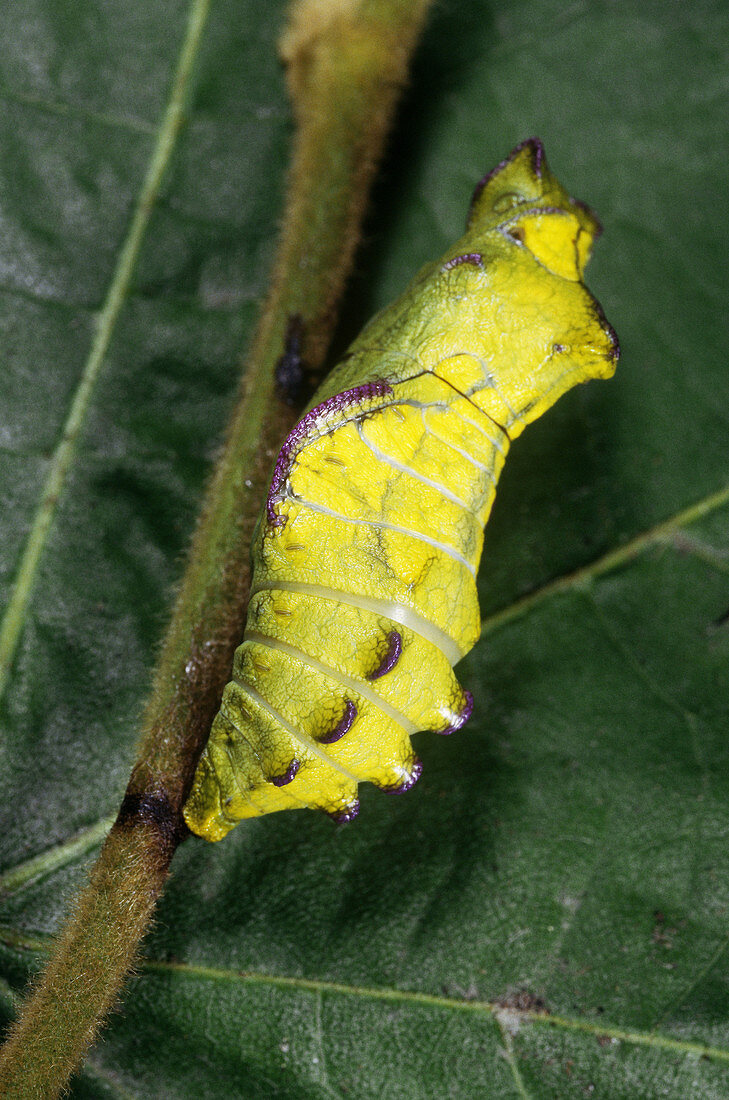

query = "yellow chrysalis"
[[184, 139, 619, 841]]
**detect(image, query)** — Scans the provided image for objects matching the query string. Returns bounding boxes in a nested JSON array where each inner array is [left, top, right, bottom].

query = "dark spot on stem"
[[116, 791, 190, 850], [275, 314, 307, 406]]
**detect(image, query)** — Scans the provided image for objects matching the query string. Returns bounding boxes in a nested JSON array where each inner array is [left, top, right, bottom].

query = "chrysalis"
[[184, 139, 619, 841]]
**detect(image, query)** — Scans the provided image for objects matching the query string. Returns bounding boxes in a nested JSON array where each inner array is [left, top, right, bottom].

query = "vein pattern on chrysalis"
[[184, 138, 620, 841]]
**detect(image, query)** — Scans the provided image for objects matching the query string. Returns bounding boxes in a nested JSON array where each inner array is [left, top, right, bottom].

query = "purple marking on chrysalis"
[[318, 700, 357, 744], [270, 759, 300, 787], [468, 137, 546, 225], [438, 690, 474, 736], [384, 758, 423, 795], [606, 321, 621, 363], [326, 800, 360, 824], [531, 137, 545, 177], [590, 297, 621, 363], [442, 252, 483, 271], [367, 630, 402, 681], [266, 380, 393, 527], [570, 196, 603, 237]]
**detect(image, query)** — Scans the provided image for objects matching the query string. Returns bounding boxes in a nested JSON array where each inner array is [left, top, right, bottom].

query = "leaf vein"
[[0, 83, 157, 135], [0, 0, 213, 701], [2, 931, 727, 1065], [481, 485, 729, 637]]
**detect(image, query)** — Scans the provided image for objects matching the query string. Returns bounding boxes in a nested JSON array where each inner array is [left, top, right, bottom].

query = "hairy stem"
[[0, 1, 434, 1096]]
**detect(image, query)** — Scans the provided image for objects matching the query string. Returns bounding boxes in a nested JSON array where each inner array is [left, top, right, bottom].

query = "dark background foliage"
[[1, 0, 728, 1095]]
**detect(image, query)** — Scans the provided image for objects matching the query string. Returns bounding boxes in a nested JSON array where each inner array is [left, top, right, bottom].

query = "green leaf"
[[2, 0, 728, 1096]]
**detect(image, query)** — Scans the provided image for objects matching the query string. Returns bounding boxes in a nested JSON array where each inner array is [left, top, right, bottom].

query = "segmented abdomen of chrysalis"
[[184, 138, 619, 841]]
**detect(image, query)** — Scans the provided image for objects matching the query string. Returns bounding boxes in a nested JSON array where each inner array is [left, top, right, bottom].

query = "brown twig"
[[0, 1, 434, 1096]]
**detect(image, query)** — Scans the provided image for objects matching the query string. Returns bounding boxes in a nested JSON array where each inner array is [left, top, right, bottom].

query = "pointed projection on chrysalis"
[[184, 139, 619, 841]]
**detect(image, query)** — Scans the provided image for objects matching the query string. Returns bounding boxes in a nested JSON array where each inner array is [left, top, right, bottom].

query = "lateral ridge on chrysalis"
[[183, 139, 619, 842]]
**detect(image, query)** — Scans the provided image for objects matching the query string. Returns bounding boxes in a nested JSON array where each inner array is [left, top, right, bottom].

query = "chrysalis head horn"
[[467, 138, 602, 270]]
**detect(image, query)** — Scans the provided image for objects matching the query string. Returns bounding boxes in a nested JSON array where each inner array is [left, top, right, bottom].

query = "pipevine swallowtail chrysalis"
[[183, 139, 619, 841]]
